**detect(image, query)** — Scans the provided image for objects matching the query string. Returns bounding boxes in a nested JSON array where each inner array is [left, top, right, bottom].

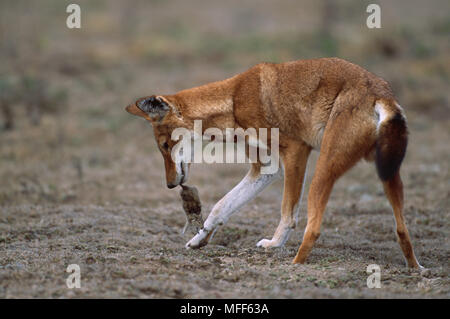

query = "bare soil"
[[0, 0, 448, 298]]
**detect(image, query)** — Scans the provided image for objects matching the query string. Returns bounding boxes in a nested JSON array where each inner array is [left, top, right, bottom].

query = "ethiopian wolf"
[[125, 58, 421, 268]]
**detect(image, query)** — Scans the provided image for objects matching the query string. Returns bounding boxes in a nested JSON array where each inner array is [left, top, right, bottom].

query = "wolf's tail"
[[374, 100, 408, 181]]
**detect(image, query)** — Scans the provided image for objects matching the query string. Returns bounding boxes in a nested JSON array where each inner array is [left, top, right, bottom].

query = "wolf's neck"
[[173, 76, 237, 130]]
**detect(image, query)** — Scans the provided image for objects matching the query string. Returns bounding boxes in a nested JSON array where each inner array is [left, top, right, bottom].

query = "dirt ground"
[[0, 0, 449, 298]]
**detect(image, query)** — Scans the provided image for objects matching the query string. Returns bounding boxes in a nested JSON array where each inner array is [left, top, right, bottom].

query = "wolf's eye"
[[162, 142, 169, 151]]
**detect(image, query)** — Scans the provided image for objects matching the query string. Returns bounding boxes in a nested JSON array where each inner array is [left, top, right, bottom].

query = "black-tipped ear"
[[137, 96, 170, 121]]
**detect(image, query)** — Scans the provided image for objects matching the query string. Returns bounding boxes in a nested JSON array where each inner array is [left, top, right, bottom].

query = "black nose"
[[167, 183, 177, 189]]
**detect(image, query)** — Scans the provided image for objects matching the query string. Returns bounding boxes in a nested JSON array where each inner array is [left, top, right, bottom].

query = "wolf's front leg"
[[186, 163, 281, 249], [256, 142, 311, 248]]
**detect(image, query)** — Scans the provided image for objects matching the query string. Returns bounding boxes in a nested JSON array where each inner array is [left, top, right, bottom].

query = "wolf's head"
[[126, 95, 191, 188]]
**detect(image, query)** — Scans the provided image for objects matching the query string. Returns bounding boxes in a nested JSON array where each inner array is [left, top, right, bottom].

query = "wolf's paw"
[[256, 238, 282, 248], [185, 229, 211, 249], [413, 262, 425, 270]]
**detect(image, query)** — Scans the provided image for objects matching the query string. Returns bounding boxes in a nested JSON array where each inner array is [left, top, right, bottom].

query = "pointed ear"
[[136, 96, 170, 121]]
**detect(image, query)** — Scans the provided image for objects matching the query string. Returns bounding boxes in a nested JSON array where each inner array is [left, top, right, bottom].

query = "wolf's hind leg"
[[292, 110, 372, 264], [382, 173, 422, 268]]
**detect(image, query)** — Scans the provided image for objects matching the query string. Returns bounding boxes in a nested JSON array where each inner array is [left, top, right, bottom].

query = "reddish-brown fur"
[[126, 58, 422, 268]]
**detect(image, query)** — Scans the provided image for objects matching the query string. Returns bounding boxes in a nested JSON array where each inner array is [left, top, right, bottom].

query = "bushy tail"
[[375, 103, 408, 181]]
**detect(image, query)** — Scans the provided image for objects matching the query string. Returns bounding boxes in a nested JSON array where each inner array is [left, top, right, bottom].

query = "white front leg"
[[186, 166, 281, 249]]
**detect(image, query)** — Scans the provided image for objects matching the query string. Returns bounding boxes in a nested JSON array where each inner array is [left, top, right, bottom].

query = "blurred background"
[[0, 0, 448, 298]]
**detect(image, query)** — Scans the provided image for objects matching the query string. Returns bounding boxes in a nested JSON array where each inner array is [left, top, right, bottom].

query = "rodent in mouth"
[[180, 184, 203, 234]]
